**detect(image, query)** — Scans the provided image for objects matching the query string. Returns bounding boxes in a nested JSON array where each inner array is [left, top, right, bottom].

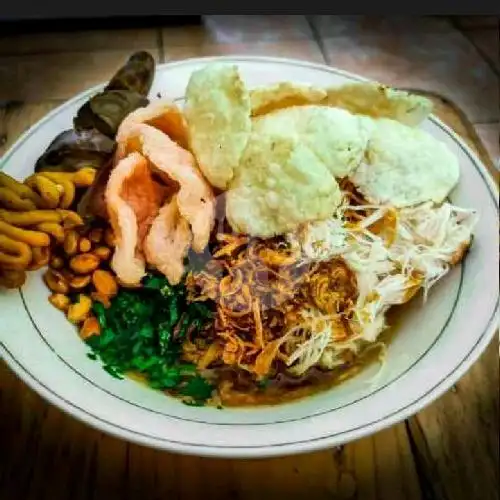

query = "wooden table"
[[1, 16, 499, 500]]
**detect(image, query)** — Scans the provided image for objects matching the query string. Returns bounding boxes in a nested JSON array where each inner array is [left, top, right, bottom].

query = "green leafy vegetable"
[[257, 377, 271, 389], [180, 375, 214, 405], [86, 272, 215, 405]]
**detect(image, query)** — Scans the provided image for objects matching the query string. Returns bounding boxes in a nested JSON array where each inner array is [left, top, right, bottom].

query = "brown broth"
[[215, 304, 405, 408], [216, 346, 383, 407], [124, 301, 408, 407]]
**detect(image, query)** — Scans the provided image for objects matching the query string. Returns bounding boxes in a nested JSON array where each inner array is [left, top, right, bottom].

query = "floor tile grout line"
[[462, 37, 500, 77], [456, 25, 500, 32], [156, 27, 166, 64], [0, 46, 160, 58], [450, 16, 500, 31], [472, 120, 500, 126], [449, 19, 500, 77], [305, 16, 329, 65]]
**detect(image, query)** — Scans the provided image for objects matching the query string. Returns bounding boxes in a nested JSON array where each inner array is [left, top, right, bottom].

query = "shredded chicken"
[[186, 235, 361, 379], [284, 183, 477, 372]]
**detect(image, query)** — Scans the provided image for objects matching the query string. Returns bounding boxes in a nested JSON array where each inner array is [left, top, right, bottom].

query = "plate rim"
[[1, 55, 498, 458]]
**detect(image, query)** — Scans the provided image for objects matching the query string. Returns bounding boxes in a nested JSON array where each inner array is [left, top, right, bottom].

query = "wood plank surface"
[[1, 16, 498, 500], [1, 356, 425, 500]]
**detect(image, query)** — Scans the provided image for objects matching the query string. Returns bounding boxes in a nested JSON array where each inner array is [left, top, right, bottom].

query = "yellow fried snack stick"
[[0, 234, 32, 269], [0, 209, 62, 226], [0, 220, 50, 247], [0, 208, 83, 228], [28, 246, 51, 270], [0, 268, 27, 288], [25, 174, 61, 209], [38, 173, 75, 209], [42, 168, 96, 188], [72, 168, 97, 187], [0, 187, 38, 211], [0, 172, 44, 207], [35, 222, 65, 244]]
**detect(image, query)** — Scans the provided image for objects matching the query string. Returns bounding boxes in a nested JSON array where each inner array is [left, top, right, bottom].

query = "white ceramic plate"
[[1, 56, 498, 458]]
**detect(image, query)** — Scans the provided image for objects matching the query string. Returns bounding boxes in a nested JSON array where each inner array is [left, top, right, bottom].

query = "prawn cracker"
[[226, 129, 342, 238], [250, 82, 326, 117], [185, 64, 251, 190], [323, 82, 433, 126]]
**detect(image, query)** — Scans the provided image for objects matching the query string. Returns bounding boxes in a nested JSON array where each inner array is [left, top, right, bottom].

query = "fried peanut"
[[0, 187, 37, 211], [60, 268, 75, 283], [80, 315, 100, 339], [0, 235, 32, 269], [50, 256, 64, 270], [69, 253, 100, 275], [28, 246, 51, 270], [88, 228, 103, 244], [68, 274, 91, 290], [67, 294, 92, 324], [48, 293, 70, 311], [0, 209, 62, 226], [92, 269, 118, 298], [104, 228, 115, 247], [36, 222, 65, 244], [93, 246, 111, 261], [91, 291, 111, 308], [0, 268, 27, 288], [79, 237, 92, 253], [43, 269, 69, 294], [63, 230, 79, 256]]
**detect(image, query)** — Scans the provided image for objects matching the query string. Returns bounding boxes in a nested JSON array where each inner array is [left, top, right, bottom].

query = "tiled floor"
[[0, 15, 498, 161], [0, 26, 159, 55], [0, 101, 63, 155], [462, 28, 500, 72], [475, 123, 500, 167], [451, 16, 499, 163], [313, 16, 499, 123]]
